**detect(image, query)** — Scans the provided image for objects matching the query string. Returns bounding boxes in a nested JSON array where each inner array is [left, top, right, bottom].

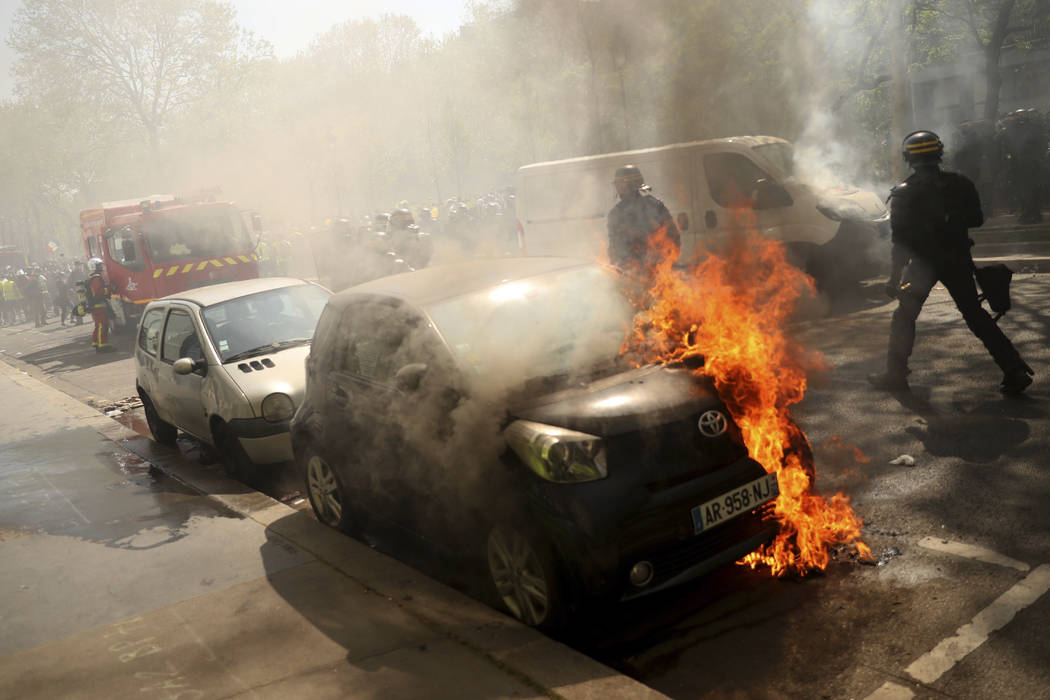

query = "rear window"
[[138, 308, 164, 356]]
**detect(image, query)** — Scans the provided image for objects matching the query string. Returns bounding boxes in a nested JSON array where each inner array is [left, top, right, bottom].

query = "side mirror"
[[250, 213, 263, 232], [173, 357, 206, 375], [394, 363, 428, 392], [752, 179, 794, 210]]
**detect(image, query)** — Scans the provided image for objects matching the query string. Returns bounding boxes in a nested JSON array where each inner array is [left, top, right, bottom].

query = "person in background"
[[868, 130, 1033, 395], [606, 164, 680, 273], [87, 258, 114, 352]]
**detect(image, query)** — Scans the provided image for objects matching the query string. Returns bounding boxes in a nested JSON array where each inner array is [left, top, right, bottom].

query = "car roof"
[[518, 135, 788, 173], [329, 257, 593, 308], [155, 277, 310, 307]]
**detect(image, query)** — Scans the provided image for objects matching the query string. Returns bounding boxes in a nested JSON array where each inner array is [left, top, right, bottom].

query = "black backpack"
[[975, 263, 1013, 322]]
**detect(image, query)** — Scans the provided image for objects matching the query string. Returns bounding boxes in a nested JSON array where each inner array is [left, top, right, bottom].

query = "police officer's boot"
[[868, 357, 910, 392], [1000, 362, 1034, 396]]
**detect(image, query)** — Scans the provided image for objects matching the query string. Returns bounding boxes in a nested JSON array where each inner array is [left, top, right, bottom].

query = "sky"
[[0, 0, 471, 99]]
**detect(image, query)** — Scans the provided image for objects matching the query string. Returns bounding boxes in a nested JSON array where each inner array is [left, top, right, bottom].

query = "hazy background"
[[1, 0, 1047, 260]]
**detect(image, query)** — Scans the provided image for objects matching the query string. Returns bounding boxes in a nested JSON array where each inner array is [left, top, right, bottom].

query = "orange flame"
[[618, 210, 871, 576]]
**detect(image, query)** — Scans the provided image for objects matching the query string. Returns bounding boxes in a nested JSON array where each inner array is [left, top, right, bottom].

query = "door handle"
[[330, 386, 349, 406], [705, 210, 718, 229]]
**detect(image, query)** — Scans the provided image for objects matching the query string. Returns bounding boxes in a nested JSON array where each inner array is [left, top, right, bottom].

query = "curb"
[[0, 357, 668, 700]]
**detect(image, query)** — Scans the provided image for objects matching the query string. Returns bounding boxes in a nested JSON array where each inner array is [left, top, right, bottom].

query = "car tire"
[[301, 446, 358, 534], [485, 523, 565, 630], [141, 392, 178, 446], [214, 423, 254, 481]]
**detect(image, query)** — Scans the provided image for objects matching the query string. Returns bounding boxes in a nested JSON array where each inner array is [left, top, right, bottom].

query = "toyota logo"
[[697, 410, 728, 438]]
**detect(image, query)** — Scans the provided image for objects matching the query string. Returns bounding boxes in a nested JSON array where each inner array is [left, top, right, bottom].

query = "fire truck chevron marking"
[[238, 255, 251, 263], [224, 257, 237, 265], [153, 269, 162, 279]]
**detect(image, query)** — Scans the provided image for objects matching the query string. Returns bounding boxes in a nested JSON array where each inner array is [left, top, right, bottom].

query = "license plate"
[[691, 473, 779, 535]]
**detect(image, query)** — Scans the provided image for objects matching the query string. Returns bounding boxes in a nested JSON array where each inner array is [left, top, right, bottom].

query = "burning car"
[[291, 257, 781, 628]]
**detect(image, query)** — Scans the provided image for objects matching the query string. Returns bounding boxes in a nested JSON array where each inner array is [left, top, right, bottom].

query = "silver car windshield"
[[425, 265, 633, 390], [202, 284, 331, 363]]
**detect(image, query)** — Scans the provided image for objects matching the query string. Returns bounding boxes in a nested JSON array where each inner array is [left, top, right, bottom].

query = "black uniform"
[[883, 164, 1028, 385], [606, 192, 680, 270]]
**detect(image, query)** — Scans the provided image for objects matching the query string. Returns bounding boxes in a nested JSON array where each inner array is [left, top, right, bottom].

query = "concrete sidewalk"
[[0, 359, 666, 700]]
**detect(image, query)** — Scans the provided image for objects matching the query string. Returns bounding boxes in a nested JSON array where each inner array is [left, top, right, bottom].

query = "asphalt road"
[[2, 272, 1048, 699]]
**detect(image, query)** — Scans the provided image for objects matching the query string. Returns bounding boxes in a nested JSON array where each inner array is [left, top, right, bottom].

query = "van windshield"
[[752, 143, 795, 178], [141, 207, 253, 263]]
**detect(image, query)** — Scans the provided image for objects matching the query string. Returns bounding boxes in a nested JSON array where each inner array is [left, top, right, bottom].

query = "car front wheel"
[[302, 448, 357, 534], [214, 423, 254, 481], [486, 525, 563, 629], [141, 392, 177, 446]]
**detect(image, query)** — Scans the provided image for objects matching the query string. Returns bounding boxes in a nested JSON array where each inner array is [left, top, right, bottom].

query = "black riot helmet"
[[612, 164, 644, 197], [390, 208, 414, 229], [613, 164, 644, 187], [901, 130, 944, 165]]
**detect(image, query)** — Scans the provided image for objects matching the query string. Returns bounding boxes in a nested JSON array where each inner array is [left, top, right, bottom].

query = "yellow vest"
[[3, 279, 23, 301]]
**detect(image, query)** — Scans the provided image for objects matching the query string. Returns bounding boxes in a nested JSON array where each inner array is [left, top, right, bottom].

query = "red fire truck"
[[80, 194, 261, 330]]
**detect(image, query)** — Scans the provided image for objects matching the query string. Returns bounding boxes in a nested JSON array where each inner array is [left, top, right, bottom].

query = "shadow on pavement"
[[13, 331, 134, 376], [895, 392, 1037, 464]]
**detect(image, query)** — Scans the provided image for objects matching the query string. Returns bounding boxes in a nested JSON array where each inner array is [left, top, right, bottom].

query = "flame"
[[618, 209, 871, 576]]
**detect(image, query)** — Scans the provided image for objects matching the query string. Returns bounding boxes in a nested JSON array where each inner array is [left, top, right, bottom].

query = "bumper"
[[228, 417, 293, 465], [532, 454, 777, 603]]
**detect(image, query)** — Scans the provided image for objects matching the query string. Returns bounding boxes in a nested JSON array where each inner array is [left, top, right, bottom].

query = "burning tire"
[[485, 524, 564, 629], [140, 391, 177, 446]]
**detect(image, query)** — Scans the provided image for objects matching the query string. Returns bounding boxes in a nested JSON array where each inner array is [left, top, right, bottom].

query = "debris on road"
[[889, 454, 916, 466], [94, 395, 143, 417]]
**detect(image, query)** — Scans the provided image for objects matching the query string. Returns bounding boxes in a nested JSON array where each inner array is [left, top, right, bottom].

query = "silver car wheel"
[[306, 454, 342, 528], [487, 526, 550, 627]]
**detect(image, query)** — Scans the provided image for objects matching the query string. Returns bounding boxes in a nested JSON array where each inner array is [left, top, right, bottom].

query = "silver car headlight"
[[261, 392, 295, 422], [505, 420, 607, 483]]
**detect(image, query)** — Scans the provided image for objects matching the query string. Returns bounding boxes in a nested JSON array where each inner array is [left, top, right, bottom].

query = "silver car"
[[135, 277, 331, 477]]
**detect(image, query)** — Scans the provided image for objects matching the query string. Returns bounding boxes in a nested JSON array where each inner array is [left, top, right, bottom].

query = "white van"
[[515, 136, 889, 286]]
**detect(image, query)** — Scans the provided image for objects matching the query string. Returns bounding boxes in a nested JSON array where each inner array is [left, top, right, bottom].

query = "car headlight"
[[261, 392, 295, 422], [505, 420, 607, 483]]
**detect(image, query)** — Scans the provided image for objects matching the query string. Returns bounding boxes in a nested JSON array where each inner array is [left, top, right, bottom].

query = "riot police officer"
[[868, 131, 1033, 395], [606, 164, 680, 272]]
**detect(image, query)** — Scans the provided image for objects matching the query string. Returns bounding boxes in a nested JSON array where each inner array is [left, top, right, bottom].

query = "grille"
[[238, 358, 276, 373], [645, 509, 771, 585]]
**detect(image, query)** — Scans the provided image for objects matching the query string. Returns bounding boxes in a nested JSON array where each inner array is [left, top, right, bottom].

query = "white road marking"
[[918, 536, 1030, 572], [863, 681, 915, 699], [34, 468, 91, 524], [905, 563, 1050, 684]]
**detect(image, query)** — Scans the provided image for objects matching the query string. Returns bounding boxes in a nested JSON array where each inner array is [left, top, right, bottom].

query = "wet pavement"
[[0, 347, 656, 699], [1, 266, 1049, 699]]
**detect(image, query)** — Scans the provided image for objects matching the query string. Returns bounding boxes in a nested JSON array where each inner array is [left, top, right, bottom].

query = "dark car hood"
[[511, 364, 722, 437]]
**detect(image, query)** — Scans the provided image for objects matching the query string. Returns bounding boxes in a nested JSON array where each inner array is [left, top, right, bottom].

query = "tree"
[[925, 0, 1050, 119], [9, 0, 271, 153]]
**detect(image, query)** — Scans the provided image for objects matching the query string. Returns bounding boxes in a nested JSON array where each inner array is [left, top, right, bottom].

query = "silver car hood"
[[220, 344, 310, 416]]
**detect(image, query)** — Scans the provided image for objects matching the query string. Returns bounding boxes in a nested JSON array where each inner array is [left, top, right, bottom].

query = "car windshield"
[[425, 265, 634, 392], [141, 206, 253, 263], [202, 284, 331, 362]]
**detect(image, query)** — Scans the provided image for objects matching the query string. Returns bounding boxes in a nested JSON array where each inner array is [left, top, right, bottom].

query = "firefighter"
[[606, 164, 680, 273], [868, 131, 1033, 395], [87, 258, 114, 353]]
